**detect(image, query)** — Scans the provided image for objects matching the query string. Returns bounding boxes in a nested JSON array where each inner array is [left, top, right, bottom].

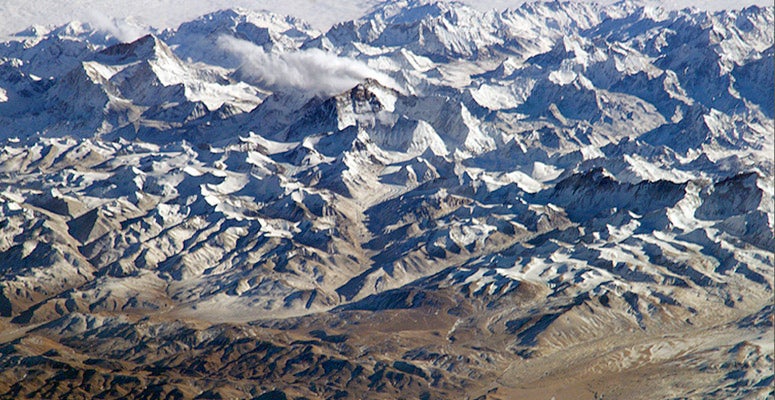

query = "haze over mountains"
[[0, 0, 771, 40], [0, 1, 772, 398]]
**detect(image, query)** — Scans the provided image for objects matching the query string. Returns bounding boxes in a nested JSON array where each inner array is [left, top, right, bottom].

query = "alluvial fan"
[[0, 1, 772, 399]]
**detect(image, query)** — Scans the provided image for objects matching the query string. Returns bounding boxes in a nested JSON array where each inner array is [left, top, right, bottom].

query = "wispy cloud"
[[218, 35, 400, 96], [85, 10, 148, 42]]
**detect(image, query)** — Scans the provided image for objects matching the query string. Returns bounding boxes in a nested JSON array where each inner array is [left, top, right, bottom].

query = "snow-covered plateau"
[[0, 1, 772, 399]]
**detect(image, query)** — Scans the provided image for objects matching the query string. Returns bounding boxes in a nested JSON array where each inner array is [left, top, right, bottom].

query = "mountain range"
[[0, 1, 772, 398]]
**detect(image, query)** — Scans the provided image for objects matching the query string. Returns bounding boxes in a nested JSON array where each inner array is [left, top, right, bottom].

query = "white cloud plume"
[[218, 35, 400, 97]]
